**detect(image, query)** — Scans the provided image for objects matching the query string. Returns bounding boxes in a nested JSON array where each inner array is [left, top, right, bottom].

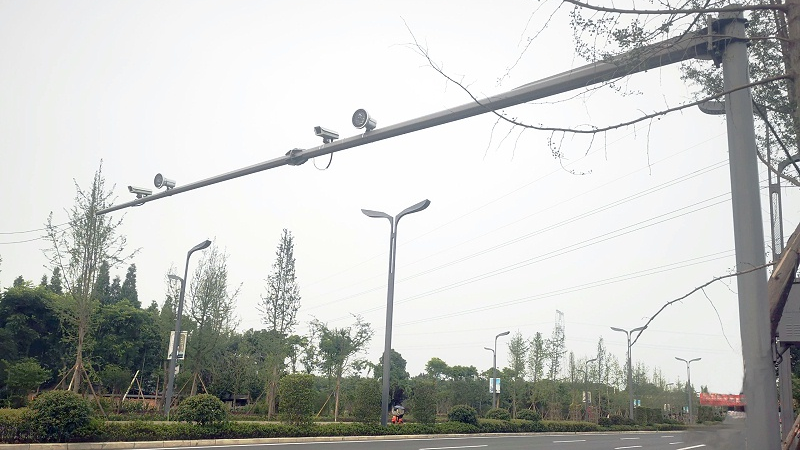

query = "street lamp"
[[611, 325, 647, 421], [362, 199, 431, 426], [675, 357, 701, 424], [163, 239, 211, 415], [583, 358, 597, 421], [484, 331, 510, 409]]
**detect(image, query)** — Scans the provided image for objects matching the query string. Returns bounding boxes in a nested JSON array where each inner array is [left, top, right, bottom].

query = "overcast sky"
[[0, 1, 788, 396]]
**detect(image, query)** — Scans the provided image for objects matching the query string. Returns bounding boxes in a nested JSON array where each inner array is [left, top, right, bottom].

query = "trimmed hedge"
[[29, 390, 93, 442], [516, 409, 541, 422], [174, 394, 227, 426], [484, 408, 511, 420], [447, 405, 478, 425], [0, 413, 686, 443], [279, 374, 316, 426]]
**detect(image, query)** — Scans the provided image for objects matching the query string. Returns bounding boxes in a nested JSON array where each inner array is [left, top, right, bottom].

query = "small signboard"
[[489, 378, 501, 394], [167, 331, 188, 360]]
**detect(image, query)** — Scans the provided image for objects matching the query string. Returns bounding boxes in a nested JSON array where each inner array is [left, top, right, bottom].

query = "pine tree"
[[120, 264, 139, 308]]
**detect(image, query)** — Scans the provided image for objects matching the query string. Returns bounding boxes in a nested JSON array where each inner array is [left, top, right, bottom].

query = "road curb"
[[0, 430, 685, 450]]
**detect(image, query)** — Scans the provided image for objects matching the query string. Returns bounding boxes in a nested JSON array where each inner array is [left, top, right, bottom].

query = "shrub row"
[[0, 417, 614, 443]]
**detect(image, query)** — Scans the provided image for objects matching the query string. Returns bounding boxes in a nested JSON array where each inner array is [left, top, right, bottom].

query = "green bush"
[[0, 407, 34, 443], [29, 390, 93, 442], [448, 404, 478, 425], [174, 394, 227, 425], [600, 414, 636, 427], [350, 378, 381, 424], [410, 380, 437, 424], [516, 409, 541, 422], [484, 408, 511, 420], [279, 373, 315, 426]]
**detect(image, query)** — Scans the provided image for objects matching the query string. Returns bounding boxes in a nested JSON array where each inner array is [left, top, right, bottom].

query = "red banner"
[[699, 393, 745, 406]]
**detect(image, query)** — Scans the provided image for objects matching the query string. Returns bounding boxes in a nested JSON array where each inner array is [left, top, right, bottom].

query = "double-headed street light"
[[484, 331, 510, 409], [675, 357, 701, 424], [163, 239, 212, 415], [611, 325, 647, 421], [362, 199, 431, 427]]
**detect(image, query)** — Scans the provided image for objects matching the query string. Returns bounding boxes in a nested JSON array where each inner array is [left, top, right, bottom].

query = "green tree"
[[44, 162, 135, 392], [425, 357, 450, 379], [5, 358, 49, 405], [186, 244, 239, 395], [48, 267, 63, 295], [93, 261, 111, 304], [410, 379, 437, 424], [350, 377, 381, 424], [374, 349, 410, 408], [120, 264, 139, 308], [93, 300, 162, 385], [527, 332, 546, 383], [0, 285, 64, 377], [506, 331, 528, 417], [310, 315, 372, 422], [258, 229, 301, 417]]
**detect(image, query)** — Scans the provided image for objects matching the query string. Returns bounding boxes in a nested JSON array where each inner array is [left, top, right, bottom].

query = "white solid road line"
[[675, 445, 706, 450], [613, 446, 642, 450], [419, 446, 488, 450], [621, 437, 641, 440], [553, 440, 587, 443]]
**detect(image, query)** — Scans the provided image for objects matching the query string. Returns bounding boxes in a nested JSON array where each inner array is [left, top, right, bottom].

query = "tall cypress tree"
[[120, 264, 139, 308]]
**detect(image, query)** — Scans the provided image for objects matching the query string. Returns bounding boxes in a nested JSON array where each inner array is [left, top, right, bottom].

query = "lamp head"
[[497, 331, 510, 338], [190, 239, 212, 254]]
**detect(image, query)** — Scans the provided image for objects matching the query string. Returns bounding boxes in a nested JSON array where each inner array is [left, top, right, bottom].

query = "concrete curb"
[[0, 430, 684, 450]]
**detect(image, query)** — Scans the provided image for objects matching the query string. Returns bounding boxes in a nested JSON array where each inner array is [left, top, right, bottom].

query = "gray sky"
[[0, 1, 783, 395]]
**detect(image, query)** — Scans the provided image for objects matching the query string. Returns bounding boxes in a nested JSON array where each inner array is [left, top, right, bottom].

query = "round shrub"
[[279, 373, 316, 425], [484, 408, 511, 420], [516, 409, 541, 422], [174, 394, 227, 425], [447, 405, 478, 425], [29, 390, 93, 442]]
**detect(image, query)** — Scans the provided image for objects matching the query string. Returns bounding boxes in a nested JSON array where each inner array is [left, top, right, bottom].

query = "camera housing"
[[314, 126, 339, 144], [128, 186, 153, 199], [154, 173, 176, 190]]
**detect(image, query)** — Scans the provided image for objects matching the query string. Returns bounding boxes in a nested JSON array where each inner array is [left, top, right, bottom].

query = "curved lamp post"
[[362, 199, 430, 426], [583, 358, 597, 421], [484, 331, 510, 409], [675, 357, 701, 423], [611, 325, 647, 421], [163, 239, 211, 415]]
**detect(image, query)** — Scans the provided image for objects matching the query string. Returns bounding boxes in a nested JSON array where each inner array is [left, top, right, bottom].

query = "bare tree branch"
[[630, 262, 774, 346], [560, 0, 787, 15]]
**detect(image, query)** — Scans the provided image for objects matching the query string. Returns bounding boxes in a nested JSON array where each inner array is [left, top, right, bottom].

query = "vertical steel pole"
[[164, 256, 190, 415], [380, 219, 397, 427], [721, 9, 780, 449], [627, 333, 634, 421], [492, 343, 498, 408]]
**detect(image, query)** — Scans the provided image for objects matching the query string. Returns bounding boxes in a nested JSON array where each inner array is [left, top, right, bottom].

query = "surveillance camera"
[[314, 126, 339, 144], [352, 109, 377, 131], [128, 186, 153, 199], [154, 173, 176, 190]]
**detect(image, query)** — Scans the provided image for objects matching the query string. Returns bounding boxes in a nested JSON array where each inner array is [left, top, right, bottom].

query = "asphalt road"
[[135, 428, 743, 450]]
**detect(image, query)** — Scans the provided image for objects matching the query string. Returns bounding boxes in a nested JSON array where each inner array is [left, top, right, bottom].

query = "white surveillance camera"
[[128, 186, 153, 199], [352, 109, 377, 131], [314, 126, 339, 144], [154, 173, 176, 190]]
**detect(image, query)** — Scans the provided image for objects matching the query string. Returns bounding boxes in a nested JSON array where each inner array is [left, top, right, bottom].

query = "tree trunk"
[[267, 366, 278, 418], [70, 334, 84, 392], [190, 373, 198, 396], [333, 373, 341, 422]]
